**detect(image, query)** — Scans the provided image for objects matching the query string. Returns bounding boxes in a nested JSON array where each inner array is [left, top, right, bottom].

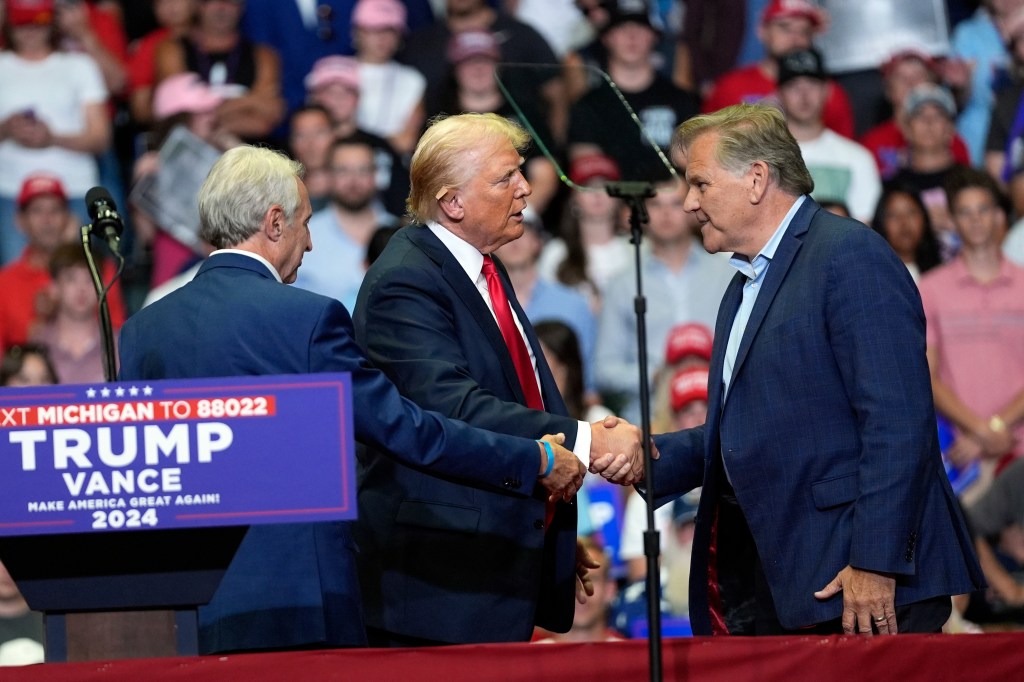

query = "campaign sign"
[[0, 374, 355, 537]]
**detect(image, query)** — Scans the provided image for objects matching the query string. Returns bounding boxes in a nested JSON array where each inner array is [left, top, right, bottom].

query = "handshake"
[[537, 416, 657, 502]]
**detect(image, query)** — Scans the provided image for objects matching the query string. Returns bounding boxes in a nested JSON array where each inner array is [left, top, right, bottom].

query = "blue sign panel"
[[0, 374, 355, 536]]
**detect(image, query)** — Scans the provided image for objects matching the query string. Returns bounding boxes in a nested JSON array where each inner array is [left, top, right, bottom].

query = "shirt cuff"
[[572, 420, 591, 468]]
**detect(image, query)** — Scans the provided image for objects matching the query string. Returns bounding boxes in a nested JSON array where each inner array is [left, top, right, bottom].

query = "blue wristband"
[[538, 440, 555, 478]]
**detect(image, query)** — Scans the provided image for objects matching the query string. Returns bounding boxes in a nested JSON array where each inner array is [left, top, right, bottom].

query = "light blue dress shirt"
[[722, 195, 806, 401]]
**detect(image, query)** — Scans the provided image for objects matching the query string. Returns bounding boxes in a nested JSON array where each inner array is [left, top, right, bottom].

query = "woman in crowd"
[[0, 0, 110, 263], [871, 184, 942, 284], [155, 0, 284, 141], [350, 0, 424, 158], [538, 153, 630, 313]]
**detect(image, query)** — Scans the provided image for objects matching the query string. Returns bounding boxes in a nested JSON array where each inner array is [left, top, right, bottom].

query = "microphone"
[[85, 186, 124, 252]]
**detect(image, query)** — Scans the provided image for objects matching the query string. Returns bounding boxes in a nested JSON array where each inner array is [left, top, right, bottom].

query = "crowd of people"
[[1, 0, 1023, 663]]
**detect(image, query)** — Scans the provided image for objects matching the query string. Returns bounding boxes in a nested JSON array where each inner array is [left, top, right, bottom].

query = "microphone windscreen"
[[85, 186, 117, 221]]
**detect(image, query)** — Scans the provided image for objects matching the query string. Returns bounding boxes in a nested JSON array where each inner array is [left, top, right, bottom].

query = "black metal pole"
[[606, 181, 661, 682], [80, 226, 120, 382]]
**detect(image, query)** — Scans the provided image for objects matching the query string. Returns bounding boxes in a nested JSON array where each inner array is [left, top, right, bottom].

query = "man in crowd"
[[702, 0, 854, 138], [650, 104, 983, 636], [353, 113, 645, 646], [776, 48, 880, 224], [294, 135, 398, 310], [304, 55, 408, 217], [859, 47, 973, 180], [919, 167, 1024, 505], [493, 209, 597, 395], [118, 145, 597, 654], [0, 174, 124, 353], [595, 177, 732, 424], [568, 3, 699, 181], [891, 84, 965, 257]]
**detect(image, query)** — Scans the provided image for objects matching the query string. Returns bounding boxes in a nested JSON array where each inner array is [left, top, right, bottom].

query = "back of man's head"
[[673, 103, 813, 197], [198, 146, 304, 250]]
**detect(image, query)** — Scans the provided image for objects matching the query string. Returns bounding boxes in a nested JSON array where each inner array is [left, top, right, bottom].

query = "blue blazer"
[[651, 199, 984, 634], [352, 226, 580, 643], [118, 253, 547, 653]]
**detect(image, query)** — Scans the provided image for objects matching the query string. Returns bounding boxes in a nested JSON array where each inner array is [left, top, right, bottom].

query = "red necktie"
[[482, 256, 556, 528], [481, 255, 544, 410]]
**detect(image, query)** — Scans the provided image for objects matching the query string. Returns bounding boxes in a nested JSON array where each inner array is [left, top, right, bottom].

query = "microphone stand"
[[80, 227, 122, 382], [606, 180, 661, 682]]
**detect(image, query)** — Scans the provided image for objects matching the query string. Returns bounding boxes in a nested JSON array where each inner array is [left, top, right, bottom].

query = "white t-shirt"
[[538, 235, 633, 294], [357, 61, 426, 140], [798, 128, 881, 225], [0, 51, 107, 196]]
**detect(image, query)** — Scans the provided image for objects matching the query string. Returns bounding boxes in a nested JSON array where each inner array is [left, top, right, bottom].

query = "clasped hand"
[[588, 416, 656, 486]]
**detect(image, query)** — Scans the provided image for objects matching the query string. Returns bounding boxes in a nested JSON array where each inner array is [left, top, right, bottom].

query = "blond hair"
[[407, 113, 531, 224]]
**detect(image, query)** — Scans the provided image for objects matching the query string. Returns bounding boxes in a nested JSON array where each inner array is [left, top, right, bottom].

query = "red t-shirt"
[[703, 64, 855, 139], [859, 119, 972, 181], [127, 27, 171, 93], [0, 250, 127, 353]]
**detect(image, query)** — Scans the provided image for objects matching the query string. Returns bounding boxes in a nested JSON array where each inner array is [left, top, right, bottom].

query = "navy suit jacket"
[[352, 225, 580, 643], [651, 199, 984, 634], [118, 253, 546, 653]]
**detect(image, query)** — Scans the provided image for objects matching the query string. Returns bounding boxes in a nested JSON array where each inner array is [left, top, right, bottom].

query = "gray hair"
[[197, 146, 305, 249], [673, 104, 814, 197]]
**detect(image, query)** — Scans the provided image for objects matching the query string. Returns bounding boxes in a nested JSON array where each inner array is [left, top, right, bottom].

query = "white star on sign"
[[100, 387, 111, 398], [86, 388, 96, 398], [129, 386, 139, 396], [143, 386, 153, 396], [115, 387, 125, 397]]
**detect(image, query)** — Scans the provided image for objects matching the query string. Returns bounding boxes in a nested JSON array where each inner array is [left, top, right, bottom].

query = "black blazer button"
[[533, 519, 544, 530]]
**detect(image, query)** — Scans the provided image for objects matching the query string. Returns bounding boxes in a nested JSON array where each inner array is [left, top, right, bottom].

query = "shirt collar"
[[211, 249, 283, 283], [727, 195, 805, 281], [427, 220, 484, 282]]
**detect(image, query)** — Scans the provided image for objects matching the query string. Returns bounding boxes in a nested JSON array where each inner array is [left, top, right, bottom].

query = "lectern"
[[0, 374, 356, 662]]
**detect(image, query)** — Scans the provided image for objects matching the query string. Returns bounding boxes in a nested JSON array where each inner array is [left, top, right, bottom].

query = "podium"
[[0, 374, 357, 662], [0, 527, 246, 660]]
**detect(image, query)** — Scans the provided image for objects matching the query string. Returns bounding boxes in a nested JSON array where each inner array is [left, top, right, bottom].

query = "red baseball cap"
[[6, 0, 54, 26], [880, 47, 939, 78], [17, 173, 67, 209], [664, 323, 713, 365], [761, 0, 823, 28], [568, 153, 621, 186], [670, 367, 709, 412]]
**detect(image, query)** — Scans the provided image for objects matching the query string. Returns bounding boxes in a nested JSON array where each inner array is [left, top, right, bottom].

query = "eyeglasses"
[[317, 4, 334, 41]]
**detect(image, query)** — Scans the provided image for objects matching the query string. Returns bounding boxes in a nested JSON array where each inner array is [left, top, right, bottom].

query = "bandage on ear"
[[435, 187, 450, 200]]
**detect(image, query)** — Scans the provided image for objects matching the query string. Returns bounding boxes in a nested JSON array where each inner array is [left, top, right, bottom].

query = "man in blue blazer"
[[650, 104, 984, 636], [353, 113, 646, 645], [118, 146, 586, 654]]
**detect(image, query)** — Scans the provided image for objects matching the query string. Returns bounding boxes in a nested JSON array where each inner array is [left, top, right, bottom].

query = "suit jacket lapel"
[[708, 273, 744, 423], [729, 199, 816, 386], [406, 227, 530, 406]]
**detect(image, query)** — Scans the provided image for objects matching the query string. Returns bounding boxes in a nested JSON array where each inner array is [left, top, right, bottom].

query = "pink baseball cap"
[[670, 367, 709, 412], [153, 73, 224, 119], [664, 323, 713, 365], [352, 0, 406, 32], [761, 0, 823, 29], [305, 56, 361, 92], [17, 173, 67, 209], [447, 30, 500, 65]]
